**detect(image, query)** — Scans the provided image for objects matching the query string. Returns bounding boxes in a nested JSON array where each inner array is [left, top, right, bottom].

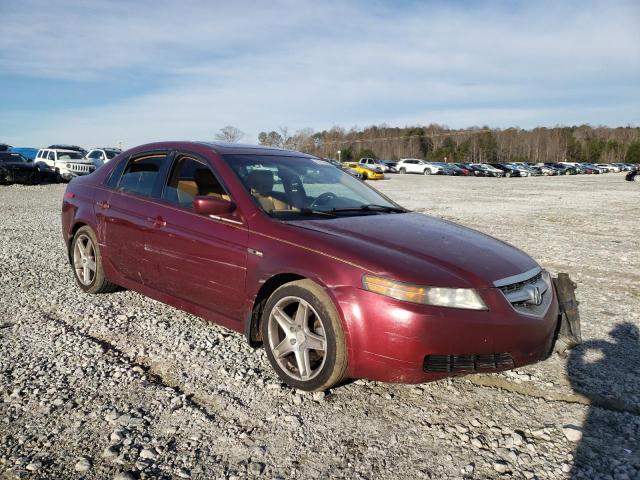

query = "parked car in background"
[[625, 168, 639, 181], [584, 163, 608, 173], [0, 144, 11, 152], [345, 162, 385, 180], [10, 147, 39, 161], [359, 158, 393, 173], [493, 164, 529, 177], [544, 163, 577, 175], [595, 163, 619, 173], [378, 160, 398, 173], [62, 141, 562, 391], [468, 164, 504, 177], [324, 159, 363, 179], [86, 148, 122, 166], [429, 162, 467, 176], [35, 148, 96, 182], [576, 164, 601, 174], [397, 159, 440, 175], [612, 163, 633, 171], [0, 152, 41, 185], [529, 165, 557, 176]]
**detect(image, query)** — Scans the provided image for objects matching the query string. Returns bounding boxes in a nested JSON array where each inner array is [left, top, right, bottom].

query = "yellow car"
[[345, 162, 385, 180]]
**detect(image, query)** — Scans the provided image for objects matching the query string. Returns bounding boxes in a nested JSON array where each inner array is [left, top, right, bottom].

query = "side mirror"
[[192, 195, 234, 215]]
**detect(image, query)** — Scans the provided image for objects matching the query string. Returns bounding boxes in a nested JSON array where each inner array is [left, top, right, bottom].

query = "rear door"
[[96, 151, 171, 285], [144, 152, 249, 322]]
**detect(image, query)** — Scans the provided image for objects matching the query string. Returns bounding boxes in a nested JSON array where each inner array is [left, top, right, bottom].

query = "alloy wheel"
[[73, 233, 97, 286], [267, 296, 327, 381]]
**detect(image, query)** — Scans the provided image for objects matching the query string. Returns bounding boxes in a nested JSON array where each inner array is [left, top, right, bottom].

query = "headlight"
[[66, 163, 71, 168], [362, 275, 487, 310]]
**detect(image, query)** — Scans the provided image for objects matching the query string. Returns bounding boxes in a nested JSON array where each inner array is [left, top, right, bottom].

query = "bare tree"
[[215, 125, 244, 143]]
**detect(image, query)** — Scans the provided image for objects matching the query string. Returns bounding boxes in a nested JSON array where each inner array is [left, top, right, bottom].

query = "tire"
[[30, 168, 41, 185], [505, 172, 511, 178], [423, 169, 431, 175], [55, 169, 63, 184], [361, 172, 368, 180], [70, 226, 118, 294], [261, 279, 348, 391], [399, 167, 406, 174]]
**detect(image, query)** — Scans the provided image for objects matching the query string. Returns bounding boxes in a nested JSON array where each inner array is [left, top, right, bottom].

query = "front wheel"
[[505, 172, 511, 178], [71, 226, 118, 293], [399, 167, 406, 174], [262, 280, 347, 391], [30, 168, 41, 185], [423, 169, 431, 175]]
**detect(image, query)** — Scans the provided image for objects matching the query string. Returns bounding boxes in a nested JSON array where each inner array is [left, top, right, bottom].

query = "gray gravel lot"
[[1, 173, 639, 479]]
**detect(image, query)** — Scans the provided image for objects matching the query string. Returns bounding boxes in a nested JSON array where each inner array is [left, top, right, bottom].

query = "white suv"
[[359, 158, 388, 172], [86, 148, 122, 167], [397, 159, 440, 175], [35, 148, 96, 182]]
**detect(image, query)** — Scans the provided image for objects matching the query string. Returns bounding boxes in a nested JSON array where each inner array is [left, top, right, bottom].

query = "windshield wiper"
[[330, 204, 406, 214], [297, 208, 337, 217]]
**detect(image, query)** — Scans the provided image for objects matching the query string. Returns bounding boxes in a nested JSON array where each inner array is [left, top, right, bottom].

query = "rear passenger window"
[[118, 154, 167, 198], [163, 156, 229, 208]]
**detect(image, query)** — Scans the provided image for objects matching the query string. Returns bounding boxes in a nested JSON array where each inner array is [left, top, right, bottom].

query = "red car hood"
[[289, 212, 538, 288]]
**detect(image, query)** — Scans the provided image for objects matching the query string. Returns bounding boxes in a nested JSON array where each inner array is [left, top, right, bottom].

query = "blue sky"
[[1, 0, 638, 148]]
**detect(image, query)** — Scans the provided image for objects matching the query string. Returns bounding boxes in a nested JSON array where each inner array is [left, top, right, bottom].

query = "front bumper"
[[332, 285, 559, 383], [61, 169, 95, 180]]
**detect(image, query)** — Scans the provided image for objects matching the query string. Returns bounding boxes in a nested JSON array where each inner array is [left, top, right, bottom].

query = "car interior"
[[245, 169, 294, 212], [165, 157, 230, 208]]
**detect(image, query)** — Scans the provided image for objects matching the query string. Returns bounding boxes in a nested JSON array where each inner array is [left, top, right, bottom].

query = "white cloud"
[[1, 0, 638, 146]]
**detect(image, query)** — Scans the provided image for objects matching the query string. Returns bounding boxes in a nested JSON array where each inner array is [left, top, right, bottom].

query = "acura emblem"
[[524, 286, 543, 306]]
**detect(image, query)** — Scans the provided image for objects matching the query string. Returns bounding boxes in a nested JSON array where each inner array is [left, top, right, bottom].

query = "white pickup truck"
[[34, 148, 96, 182]]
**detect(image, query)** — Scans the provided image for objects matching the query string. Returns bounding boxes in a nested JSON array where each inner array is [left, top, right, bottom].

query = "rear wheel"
[[505, 171, 511, 178], [262, 280, 347, 391], [71, 226, 118, 294], [361, 172, 368, 180]]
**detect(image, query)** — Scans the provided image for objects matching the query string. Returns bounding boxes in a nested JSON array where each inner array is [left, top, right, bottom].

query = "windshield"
[[106, 150, 120, 159], [57, 151, 84, 160], [223, 154, 402, 219]]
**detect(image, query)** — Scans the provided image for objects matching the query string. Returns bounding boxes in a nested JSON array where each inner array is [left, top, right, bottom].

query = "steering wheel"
[[310, 192, 337, 209]]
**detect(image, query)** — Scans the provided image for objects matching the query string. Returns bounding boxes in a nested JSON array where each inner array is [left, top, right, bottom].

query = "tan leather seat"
[[177, 180, 198, 197], [194, 169, 230, 201], [246, 170, 289, 212]]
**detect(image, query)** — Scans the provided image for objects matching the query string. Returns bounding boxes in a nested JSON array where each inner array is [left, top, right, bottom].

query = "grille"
[[70, 163, 95, 174], [496, 269, 551, 317], [424, 353, 514, 373], [498, 271, 542, 294]]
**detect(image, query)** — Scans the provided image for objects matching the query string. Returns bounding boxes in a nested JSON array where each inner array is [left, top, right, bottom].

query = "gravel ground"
[[1, 173, 639, 480]]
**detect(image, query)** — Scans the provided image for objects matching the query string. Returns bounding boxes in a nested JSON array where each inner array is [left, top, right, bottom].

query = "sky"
[[1, 0, 639, 148]]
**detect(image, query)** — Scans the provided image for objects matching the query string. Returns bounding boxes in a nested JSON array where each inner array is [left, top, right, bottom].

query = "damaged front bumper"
[[552, 273, 582, 355]]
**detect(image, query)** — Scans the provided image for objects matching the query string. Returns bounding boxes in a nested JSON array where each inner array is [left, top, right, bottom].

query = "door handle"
[[96, 200, 110, 209], [147, 216, 166, 228]]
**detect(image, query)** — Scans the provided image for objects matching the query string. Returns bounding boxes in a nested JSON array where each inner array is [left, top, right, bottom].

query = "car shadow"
[[567, 323, 640, 478]]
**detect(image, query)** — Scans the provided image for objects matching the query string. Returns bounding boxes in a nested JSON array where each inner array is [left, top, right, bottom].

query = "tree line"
[[253, 124, 640, 164]]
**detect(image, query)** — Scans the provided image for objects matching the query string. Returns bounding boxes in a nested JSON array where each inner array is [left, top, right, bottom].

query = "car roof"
[[44, 148, 81, 153], [126, 141, 317, 159]]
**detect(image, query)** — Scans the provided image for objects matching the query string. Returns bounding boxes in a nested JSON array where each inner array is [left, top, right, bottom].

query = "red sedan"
[[62, 142, 559, 391]]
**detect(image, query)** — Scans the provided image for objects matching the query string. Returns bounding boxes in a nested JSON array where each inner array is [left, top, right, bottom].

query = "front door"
[[144, 153, 249, 323]]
